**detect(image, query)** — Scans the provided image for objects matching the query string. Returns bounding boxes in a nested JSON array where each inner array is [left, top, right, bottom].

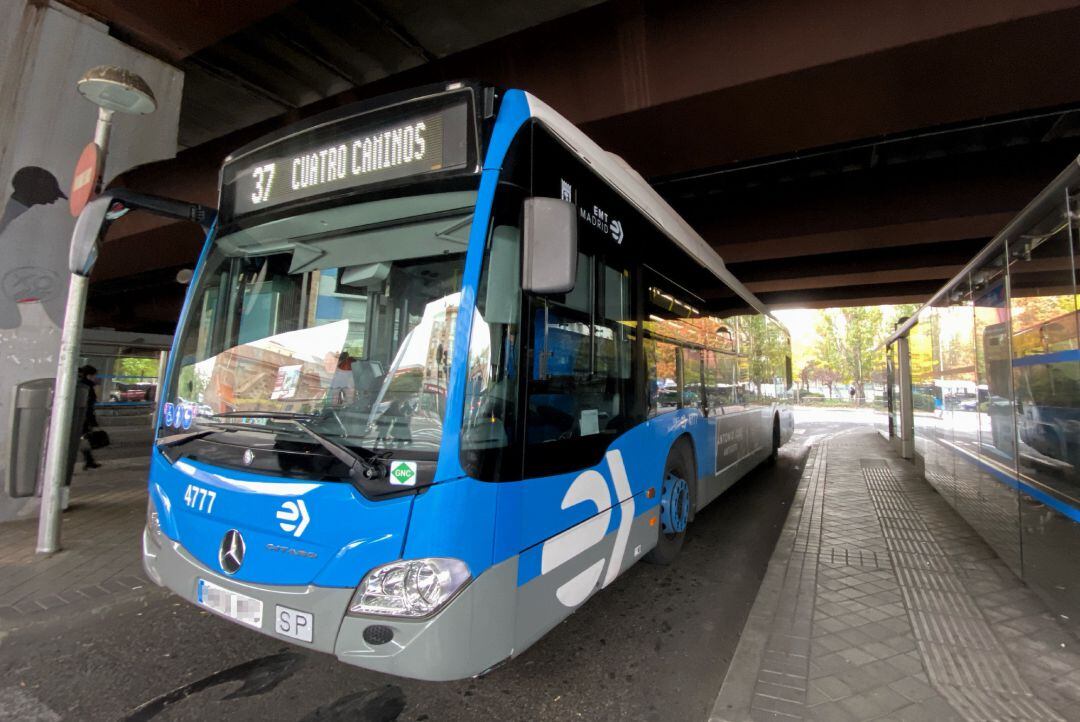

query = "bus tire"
[[766, 415, 781, 465], [644, 441, 695, 565]]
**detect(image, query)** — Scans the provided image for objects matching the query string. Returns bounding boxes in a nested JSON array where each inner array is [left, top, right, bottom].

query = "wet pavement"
[[0, 416, 862, 722]]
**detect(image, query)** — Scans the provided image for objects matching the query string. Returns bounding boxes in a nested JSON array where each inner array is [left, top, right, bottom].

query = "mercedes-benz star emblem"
[[219, 529, 245, 575], [242, 449, 255, 466]]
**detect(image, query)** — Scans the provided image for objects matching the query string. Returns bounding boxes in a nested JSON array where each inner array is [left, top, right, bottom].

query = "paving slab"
[[711, 428, 1080, 722], [0, 453, 150, 625]]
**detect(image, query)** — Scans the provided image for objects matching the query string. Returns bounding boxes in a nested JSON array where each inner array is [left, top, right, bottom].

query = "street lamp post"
[[36, 66, 156, 555]]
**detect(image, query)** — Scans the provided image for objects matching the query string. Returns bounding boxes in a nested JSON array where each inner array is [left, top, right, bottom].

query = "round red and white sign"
[[69, 142, 100, 217]]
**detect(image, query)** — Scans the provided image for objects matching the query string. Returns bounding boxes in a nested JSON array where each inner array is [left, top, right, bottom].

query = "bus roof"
[[214, 81, 783, 331], [523, 92, 780, 327]]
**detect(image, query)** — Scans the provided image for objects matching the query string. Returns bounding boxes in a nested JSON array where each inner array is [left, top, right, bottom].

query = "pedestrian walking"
[[79, 365, 102, 469]]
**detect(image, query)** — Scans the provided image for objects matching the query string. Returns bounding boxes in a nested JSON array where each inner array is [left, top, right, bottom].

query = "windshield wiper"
[[290, 421, 386, 481], [207, 411, 420, 498], [211, 411, 318, 420], [156, 428, 231, 449], [211, 412, 387, 481]]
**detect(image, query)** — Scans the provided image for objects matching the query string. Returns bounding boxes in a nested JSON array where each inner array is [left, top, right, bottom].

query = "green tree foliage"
[[813, 307, 888, 399], [813, 311, 846, 396], [115, 356, 159, 379]]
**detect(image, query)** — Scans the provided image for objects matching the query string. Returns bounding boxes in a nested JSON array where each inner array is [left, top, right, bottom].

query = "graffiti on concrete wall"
[[0, 166, 68, 329]]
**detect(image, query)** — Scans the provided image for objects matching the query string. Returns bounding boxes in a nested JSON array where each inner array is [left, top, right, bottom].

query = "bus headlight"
[[348, 558, 470, 618]]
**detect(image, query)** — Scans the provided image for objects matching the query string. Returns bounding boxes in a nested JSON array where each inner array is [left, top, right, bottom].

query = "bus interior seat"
[[527, 392, 579, 443]]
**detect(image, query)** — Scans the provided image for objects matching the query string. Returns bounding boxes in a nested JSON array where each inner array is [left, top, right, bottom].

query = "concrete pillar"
[[0, 1, 183, 522]]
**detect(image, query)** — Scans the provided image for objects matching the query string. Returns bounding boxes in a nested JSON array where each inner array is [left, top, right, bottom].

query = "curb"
[[708, 443, 822, 722]]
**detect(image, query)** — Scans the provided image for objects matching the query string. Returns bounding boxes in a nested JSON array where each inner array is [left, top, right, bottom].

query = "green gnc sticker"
[[389, 461, 417, 486]]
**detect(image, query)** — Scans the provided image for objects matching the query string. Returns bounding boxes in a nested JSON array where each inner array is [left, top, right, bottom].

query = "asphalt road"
[[0, 418, 862, 722]]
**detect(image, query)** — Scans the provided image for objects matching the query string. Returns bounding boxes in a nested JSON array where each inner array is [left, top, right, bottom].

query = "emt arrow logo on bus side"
[[540, 450, 635, 608], [276, 499, 310, 538]]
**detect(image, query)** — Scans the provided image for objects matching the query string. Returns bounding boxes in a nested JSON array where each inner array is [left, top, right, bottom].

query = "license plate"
[[197, 579, 263, 629], [275, 605, 314, 643]]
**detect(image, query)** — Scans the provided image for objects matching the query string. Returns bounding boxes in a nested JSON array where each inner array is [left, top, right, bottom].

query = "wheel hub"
[[660, 472, 690, 534]]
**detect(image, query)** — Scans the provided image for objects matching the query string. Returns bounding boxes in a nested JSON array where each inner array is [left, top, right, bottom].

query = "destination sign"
[[226, 101, 470, 218]]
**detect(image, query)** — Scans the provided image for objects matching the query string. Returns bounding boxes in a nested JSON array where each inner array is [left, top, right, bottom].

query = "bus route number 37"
[[183, 484, 217, 514]]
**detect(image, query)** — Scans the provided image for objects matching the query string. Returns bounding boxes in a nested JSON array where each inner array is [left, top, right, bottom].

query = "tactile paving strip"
[[860, 461, 1063, 721], [821, 547, 887, 569], [747, 444, 829, 720]]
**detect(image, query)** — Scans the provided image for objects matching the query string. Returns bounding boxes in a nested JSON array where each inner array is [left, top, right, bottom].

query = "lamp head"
[[77, 65, 156, 115]]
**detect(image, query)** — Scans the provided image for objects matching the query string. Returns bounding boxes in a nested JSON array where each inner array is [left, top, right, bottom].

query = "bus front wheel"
[[766, 416, 781, 465], [645, 441, 695, 565]]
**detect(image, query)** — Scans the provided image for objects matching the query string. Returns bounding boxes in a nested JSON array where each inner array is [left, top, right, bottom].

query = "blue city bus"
[[142, 81, 794, 681]]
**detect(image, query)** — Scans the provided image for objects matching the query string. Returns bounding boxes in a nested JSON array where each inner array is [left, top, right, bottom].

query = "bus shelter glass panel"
[[1008, 211, 1079, 492], [1010, 195, 1080, 607], [939, 286, 980, 530], [888, 342, 901, 440], [970, 252, 1022, 574], [870, 345, 890, 438], [908, 309, 938, 490], [924, 307, 958, 504]]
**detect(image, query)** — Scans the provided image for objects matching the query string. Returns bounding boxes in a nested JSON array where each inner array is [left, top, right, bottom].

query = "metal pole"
[[36, 274, 89, 553], [92, 107, 112, 193], [36, 108, 112, 555]]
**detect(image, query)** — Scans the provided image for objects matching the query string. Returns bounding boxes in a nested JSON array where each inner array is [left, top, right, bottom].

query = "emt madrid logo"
[[276, 499, 310, 538], [389, 461, 418, 486]]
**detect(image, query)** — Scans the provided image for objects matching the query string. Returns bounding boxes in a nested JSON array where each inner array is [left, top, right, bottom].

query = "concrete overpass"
[[68, 0, 1080, 329]]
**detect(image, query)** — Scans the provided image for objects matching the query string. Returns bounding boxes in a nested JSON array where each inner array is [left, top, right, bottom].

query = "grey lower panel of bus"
[[513, 508, 658, 655], [142, 510, 658, 682], [143, 527, 519, 681]]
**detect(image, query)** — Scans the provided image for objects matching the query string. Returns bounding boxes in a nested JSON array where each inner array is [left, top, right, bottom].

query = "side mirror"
[[522, 197, 577, 294], [67, 189, 218, 277]]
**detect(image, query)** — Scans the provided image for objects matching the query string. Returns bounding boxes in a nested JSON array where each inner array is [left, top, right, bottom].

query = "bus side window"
[[526, 254, 633, 444], [683, 348, 704, 411], [705, 350, 737, 411], [648, 338, 681, 416]]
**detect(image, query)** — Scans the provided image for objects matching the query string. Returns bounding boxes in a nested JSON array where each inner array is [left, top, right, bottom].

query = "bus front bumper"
[[142, 527, 516, 681]]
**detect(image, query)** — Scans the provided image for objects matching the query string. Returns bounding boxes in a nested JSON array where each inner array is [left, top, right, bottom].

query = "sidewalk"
[[0, 428, 152, 624], [711, 428, 1080, 722]]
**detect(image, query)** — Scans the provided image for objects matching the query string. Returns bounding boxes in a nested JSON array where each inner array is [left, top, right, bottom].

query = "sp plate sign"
[[389, 461, 417, 486]]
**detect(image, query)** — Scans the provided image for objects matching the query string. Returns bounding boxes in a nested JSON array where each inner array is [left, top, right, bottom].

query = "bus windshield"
[[164, 189, 477, 454]]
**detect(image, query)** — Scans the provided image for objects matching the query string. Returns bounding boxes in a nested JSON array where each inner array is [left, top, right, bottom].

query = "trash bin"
[[6, 378, 88, 498]]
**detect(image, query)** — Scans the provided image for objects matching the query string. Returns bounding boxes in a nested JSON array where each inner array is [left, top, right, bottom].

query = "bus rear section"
[[143, 82, 793, 681]]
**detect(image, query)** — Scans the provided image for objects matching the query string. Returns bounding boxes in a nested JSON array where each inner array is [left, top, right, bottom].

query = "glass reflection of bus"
[[142, 81, 794, 681], [983, 321, 1017, 458], [1011, 312, 1080, 468]]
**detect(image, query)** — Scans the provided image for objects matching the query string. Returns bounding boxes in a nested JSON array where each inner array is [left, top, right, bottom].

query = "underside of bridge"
[[64, 0, 1080, 331]]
